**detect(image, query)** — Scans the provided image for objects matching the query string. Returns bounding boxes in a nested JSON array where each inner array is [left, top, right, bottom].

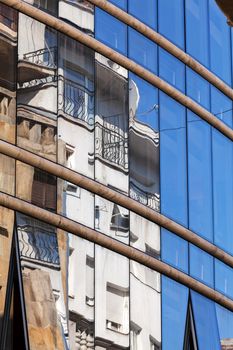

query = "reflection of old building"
[[0, 3, 17, 143], [59, 0, 94, 35], [1, 1, 233, 350], [0, 3, 17, 342], [222, 339, 233, 350], [129, 78, 160, 212]]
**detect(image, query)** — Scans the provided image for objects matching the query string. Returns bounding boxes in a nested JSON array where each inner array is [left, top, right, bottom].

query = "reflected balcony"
[[215, 0, 233, 25], [58, 75, 94, 127], [18, 221, 60, 267], [130, 181, 160, 212], [18, 47, 57, 86], [95, 116, 128, 171], [59, 0, 94, 35]]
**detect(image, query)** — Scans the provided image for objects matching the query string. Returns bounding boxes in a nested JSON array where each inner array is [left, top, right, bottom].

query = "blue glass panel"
[[129, 73, 158, 130], [188, 111, 213, 241], [191, 291, 221, 350], [211, 86, 233, 128], [185, 0, 209, 66], [158, 0, 184, 49], [128, 0, 157, 29], [213, 130, 233, 254], [159, 48, 185, 92], [161, 228, 188, 273], [128, 28, 157, 74], [160, 93, 187, 226], [109, 0, 127, 10], [186, 68, 210, 110], [95, 8, 127, 54], [189, 244, 214, 287], [209, 0, 231, 84], [215, 259, 233, 299], [162, 277, 189, 350], [216, 304, 233, 343]]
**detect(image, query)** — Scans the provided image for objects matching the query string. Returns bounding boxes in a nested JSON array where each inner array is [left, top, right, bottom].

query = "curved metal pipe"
[[0, 191, 233, 311], [0, 139, 233, 269]]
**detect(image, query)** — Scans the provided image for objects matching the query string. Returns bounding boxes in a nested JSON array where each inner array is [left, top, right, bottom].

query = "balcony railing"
[[23, 46, 57, 69], [58, 75, 94, 126], [95, 118, 128, 170], [18, 224, 60, 265], [130, 182, 160, 211]]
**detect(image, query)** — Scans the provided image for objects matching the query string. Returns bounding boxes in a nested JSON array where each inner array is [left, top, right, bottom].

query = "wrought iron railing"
[[58, 75, 94, 126], [23, 46, 57, 69], [95, 118, 128, 170], [130, 182, 160, 211], [18, 224, 60, 265]]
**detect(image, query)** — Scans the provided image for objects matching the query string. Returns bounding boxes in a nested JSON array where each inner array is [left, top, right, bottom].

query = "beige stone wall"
[[0, 207, 14, 334], [23, 269, 65, 350]]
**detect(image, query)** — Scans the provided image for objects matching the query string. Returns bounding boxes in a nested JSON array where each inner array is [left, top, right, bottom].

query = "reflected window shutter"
[[45, 182, 56, 211], [32, 179, 46, 208]]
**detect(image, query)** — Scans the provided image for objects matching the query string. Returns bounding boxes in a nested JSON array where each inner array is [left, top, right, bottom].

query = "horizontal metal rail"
[[0, 139, 233, 270], [88, 0, 233, 101], [0, 191, 233, 311], [0, 0, 233, 141]]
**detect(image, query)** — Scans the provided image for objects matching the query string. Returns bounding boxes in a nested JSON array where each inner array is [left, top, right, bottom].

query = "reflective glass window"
[[109, 0, 127, 10], [186, 68, 210, 109], [95, 246, 129, 348], [129, 73, 160, 212], [185, 0, 209, 66], [216, 304, 233, 346], [0, 206, 14, 339], [215, 259, 233, 299], [189, 244, 214, 287], [95, 54, 128, 192], [211, 86, 233, 127], [158, 0, 184, 48], [16, 162, 57, 212], [160, 92, 187, 226], [16, 213, 69, 348], [128, 28, 157, 74], [95, 195, 129, 244], [162, 277, 189, 350], [130, 261, 161, 349], [59, 0, 94, 35], [159, 48, 185, 92], [188, 111, 213, 241], [130, 212, 160, 258], [209, 0, 232, 84], [0, 3, 17, 144], [128, 0, 157, 29], [161, 228, 188, 273], [58, 34, 95, 179], [95, 8, 127, 55], [23, 0, 57, 15], [212, 130, 233, 255], [191, 291, 220, 350], [18, 15, 57, 113]]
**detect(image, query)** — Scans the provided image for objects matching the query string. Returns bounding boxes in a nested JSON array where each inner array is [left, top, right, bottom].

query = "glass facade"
[[0, 0, 233, 349]]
